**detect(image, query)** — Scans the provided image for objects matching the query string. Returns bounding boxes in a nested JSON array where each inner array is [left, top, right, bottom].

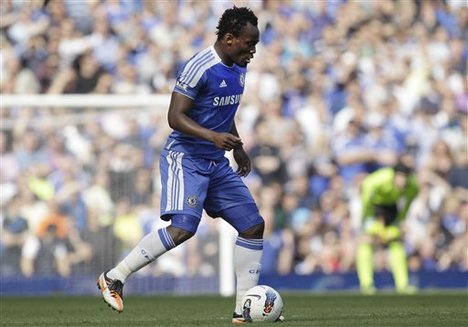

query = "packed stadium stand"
[[1, 0, 466, 293]]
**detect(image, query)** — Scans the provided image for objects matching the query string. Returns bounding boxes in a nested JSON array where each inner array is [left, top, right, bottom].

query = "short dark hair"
[[216, 6, 258, 40], [393, 162, 412, 175]]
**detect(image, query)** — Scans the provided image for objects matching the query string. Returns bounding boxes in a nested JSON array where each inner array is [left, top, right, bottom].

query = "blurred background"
[[1, 0, 467, 295]]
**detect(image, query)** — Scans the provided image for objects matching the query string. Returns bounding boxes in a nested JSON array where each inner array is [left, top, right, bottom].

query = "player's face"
[[394, 172, 407, 191], [228, 23, 259, 67]]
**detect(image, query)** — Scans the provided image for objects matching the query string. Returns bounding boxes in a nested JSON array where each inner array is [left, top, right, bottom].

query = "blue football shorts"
[[159, 149, 260, 232]]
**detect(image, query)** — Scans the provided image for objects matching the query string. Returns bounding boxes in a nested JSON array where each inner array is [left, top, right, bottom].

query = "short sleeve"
[[174, 70, 206, 100]]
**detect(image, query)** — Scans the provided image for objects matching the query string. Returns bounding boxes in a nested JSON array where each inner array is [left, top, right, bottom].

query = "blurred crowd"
[[1, 0, 467, 279]]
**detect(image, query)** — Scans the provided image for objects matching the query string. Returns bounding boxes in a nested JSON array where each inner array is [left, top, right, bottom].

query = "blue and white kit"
[[159, 46, 262, 234]]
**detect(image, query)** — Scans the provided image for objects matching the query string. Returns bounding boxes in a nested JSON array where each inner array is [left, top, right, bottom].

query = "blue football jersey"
[[165, 46, 247, 159]]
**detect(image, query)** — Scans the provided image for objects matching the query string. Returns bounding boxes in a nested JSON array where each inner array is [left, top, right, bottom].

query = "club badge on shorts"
[[186, 195, 198, 207]]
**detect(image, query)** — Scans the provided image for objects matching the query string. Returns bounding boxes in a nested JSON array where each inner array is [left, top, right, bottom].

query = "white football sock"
[[107, 228, 176, 283], [233, 237, 263, 314]]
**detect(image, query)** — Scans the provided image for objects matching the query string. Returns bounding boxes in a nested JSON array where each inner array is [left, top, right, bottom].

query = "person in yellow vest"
[[356, 162, 418, 294]]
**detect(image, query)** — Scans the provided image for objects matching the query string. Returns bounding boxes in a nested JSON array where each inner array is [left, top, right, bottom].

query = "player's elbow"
[[167, 113, 179, 130]]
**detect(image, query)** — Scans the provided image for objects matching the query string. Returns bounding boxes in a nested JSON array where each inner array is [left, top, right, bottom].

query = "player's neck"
[[213, 42, 234, 67]]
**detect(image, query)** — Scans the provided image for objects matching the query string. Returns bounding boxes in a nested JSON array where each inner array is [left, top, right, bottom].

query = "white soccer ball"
[[241, 285, 283, 322]]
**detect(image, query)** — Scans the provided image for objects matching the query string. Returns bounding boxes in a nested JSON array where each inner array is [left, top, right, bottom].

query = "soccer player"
[[356, 162, 419, 294], [98, 7, 280, 324]]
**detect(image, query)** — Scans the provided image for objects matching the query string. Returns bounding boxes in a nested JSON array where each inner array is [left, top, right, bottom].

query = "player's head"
[[216, 6, 259, 67], [393, 162, 412, 190]]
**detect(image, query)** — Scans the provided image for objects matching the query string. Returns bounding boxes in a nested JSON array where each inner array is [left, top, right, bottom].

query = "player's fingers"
[[227, 135, 242, 145], [224, 140, 237, 149], [237, 165, 250, 177], [228, 134, 241, 142]]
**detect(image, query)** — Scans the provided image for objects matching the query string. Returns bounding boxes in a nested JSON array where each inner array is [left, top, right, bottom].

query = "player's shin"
[[389, 241, 409, 292], [233, 237, 263, 314], [107, 228, 176, 283], [357, 243, 374, 293]]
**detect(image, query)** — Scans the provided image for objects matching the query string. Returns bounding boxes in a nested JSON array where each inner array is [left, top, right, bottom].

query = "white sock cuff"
[[235, 237, 263, 251], [158, 227, 177, 250]]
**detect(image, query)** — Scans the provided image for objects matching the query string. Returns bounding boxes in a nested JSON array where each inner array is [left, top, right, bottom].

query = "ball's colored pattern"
[[241, 285, 283, 322]]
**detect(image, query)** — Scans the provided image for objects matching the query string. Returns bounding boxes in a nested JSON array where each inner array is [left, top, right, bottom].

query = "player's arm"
[[167, 92, 243, 151], [230, 122, 250, 177], [360, 176, 375, 222], [397, 175, 419, 221], [360, 170, 388, 221]]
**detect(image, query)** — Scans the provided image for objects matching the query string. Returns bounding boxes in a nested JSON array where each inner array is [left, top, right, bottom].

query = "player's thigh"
[[362, 219, 401, 244], [159, 150, 208, 219], [218, 203, 264, 234], [205, 161, 262, 232], [205, 160, 256, 213], [362, 218, 385, 244], [384, 225, 401, 241]]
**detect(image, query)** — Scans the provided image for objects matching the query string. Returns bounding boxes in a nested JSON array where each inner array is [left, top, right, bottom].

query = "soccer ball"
[[241, 285, 283, 322]]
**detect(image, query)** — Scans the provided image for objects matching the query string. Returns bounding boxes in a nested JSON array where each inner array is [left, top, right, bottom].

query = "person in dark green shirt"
[[356, 162, 418, 294]]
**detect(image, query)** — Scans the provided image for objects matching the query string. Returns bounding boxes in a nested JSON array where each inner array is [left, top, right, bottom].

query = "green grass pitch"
[[1, 292, 467, 326]]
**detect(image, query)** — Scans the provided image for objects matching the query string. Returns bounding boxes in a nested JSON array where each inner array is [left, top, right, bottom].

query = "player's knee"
[[387, 239, 403, 247], [167, 214, 200, 245], [167, 225, 194, 245], [239, 221, 264, 239]]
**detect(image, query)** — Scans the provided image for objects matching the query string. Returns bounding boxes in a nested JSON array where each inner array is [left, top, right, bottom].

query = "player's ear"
[[224, 33, 234, 45]]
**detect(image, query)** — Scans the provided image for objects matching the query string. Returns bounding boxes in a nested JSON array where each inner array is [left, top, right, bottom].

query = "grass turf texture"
[[1, 292, 467, 326]]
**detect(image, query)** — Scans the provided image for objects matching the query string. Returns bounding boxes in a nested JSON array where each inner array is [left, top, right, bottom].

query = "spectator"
[[20, 200, 71, 277], [249, 120, 288, 185], [1, 195, 29, 275], [71, 51, 108, 94]]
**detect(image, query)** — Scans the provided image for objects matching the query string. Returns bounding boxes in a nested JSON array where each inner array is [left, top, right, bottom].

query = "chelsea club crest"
[[239, 73, 245, 87], [186, 195, 197, 207]]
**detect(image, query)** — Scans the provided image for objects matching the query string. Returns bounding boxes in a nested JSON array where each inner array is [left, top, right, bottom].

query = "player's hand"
[[212, 132, 243, 151], [233, 147, 251, 177]]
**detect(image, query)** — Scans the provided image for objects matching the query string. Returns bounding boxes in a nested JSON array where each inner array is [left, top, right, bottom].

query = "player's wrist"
[[233, 143, 244, 151], [206, 130, 218, 143]]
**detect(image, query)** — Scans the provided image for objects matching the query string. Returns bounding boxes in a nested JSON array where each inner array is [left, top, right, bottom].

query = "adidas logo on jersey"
[[219, 80, 227, 88]]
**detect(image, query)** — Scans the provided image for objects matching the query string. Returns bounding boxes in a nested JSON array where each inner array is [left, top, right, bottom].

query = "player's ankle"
[[107, 264, 130, 283]]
